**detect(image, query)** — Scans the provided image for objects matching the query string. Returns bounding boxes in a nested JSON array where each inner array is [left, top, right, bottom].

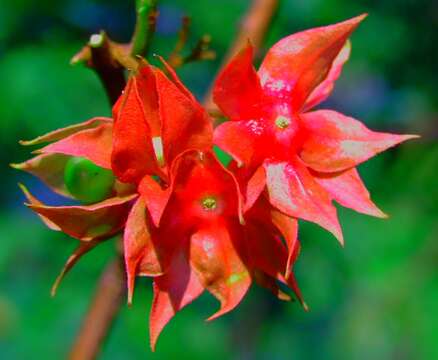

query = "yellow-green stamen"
[[202, 197, 217, 210], [275, 115, 290, 129]]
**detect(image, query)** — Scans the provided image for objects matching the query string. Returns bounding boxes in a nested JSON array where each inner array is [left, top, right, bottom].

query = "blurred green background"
[[1, 0, 437, 359]]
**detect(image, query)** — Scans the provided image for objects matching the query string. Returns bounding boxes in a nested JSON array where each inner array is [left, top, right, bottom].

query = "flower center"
[[201, 196, 217, 211], [275, 115, 290, 129]]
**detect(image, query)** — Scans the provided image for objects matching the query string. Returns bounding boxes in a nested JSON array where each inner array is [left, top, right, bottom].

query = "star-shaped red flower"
[[213, 15, 417, 243]]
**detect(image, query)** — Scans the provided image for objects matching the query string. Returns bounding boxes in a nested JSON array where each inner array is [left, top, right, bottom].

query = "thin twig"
[[131, 0, 158, 57], [203, 0, 279, 110], [69, 258, 125, 360]]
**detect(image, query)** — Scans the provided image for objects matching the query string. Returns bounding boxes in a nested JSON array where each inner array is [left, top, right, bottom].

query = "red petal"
[[19, 183, 61, 230], [213, 42, 264, 121], [156, 70, 213, 166], [253, 270, 291, 301], [283, 272, 308, 311], [170, 150, 244, 226], [264, 159, 343, 244], [303, 40, 351, 111], [51, 240, 100, 296], [245, 222, 287, 278], [270, 210, 299, 276], [111, 76, 161, 183], [138, 176, 172, 227], [214, 119, 267, 168], [134, 62, 161, 136], [156, 55, 198, 104], [19, 117, 112, 146], [190, 222, 250, 320], [12, 154, 72, 198], [38, 123, 113, 169], [124, 197, 163, 305], [300, 110, 418, 172], [25, 192, 137, 241], [313, 167, 387, 218], [243, 165, 266, 212], [149, 251, 203, 351], [258, 15, 366, 111], [245, 220, 305, 308]]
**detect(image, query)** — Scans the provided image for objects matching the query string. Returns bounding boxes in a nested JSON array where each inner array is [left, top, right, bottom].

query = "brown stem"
[[203, 0, 279, 110], [69, 257, 125, 360], [89, 32, 127, 105]]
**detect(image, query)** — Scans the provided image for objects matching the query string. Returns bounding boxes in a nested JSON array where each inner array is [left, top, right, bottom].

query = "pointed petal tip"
[[50, 282, 59, 298], [303, 302, 310, 312], [50, 270, 65, 298], [402, 134, 421, 141], [337, 233, 345, 247], [10, 163, 21, 170], [373, 208, 389, 219], [205, 305, 233, 322]]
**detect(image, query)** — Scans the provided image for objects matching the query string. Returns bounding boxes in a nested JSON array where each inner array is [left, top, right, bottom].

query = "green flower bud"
[[64, 157, 115, 204]]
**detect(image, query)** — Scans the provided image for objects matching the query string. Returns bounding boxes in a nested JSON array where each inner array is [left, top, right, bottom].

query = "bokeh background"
[[1, 0, 437, 359]]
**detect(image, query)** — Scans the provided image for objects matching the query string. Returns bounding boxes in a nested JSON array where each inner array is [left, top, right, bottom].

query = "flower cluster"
[[14, 15, 416, 349]]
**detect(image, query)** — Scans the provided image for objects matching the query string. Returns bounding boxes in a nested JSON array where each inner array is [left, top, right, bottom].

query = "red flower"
[[213, 15, 417, 243], [125, 150, 304, 349], [15, 59, 304, 350], [13, 58, 213, 295]]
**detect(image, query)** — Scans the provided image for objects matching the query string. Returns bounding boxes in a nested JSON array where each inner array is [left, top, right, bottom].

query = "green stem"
[[131, 0, 158, 57]]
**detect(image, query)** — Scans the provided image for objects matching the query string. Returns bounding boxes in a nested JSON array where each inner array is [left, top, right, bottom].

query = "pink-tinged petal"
[[51, 240, 100, 296], [313, 167, 387, 218], [124, 197, 163, 305], [214, 119, 267, 168], [300, 110, 419, 172], [259, 15, 366, 111], [19, 183, 60, 230], [150, 251, 203, 351], [264, 159, 344, 244], [270, 210, 299, 276], [190, 222, 250, 320], [156, 70, 213, 166], [243, 165, 266, 212], [38, 123, 113, 169], [138, 176, 172, 227], [303, 40, 351, 111], [111, 77, 161, 183], [213, 42, 264, 121], [25, 192, 137, 241], [19, 117, 112, 146], [253, 270, 291, 301], [12, 154, 71, 198]]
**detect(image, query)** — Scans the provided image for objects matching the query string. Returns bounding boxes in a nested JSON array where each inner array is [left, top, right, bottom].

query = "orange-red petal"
[[190, 222, 250, 320], [124, 197, 163, 305], [149, 251, 203, 351], [19, 117, 112, 146], [213, 42, 264, 121], [25, 192, 137, 241], [38, 123, 113, 169], [111, 76, 161, 183]]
